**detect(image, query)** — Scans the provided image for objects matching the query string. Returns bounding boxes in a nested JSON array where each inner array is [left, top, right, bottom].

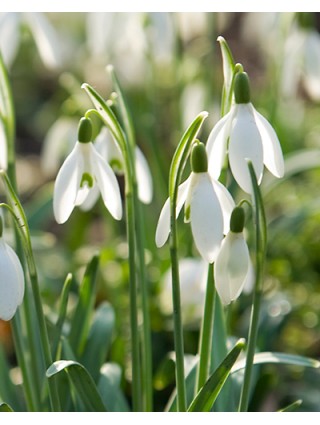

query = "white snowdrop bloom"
[[155, 142, 235, 263], [88, 127, 153, 206], [0, 219, 25, 321], [160, 258, 208, 324], [206, 71, 284, 194], [0, 12, 62, 70], [214, 206, 250, 305], [53, 118, 122, 224]]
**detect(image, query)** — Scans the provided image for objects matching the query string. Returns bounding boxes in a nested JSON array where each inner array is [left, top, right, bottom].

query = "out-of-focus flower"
[[53, 118, 122, 224], [94, 127, 153, 205], [206, 71, 284, 194], [0, 12, 62, 69], [156, 142, 234, 263], [0, 216, 24, 321], [281, 17, 320, 102], [214, 206, 250, 305], [160, 257, 208, 324]]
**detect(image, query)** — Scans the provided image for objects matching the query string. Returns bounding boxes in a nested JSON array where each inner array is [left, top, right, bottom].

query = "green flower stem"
[[10, 312, 37, 411], [0, 173, 61, 412], [125, 191, 142, 412], [169, 213, 187, 412], [238, 162, 267, 412], [109, 68, 153, 411], [195, 264, 215, 394]]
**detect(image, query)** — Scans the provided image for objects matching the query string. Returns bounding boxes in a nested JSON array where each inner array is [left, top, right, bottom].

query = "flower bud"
[[234, 72, 251, 104], [78, 117, 92, 144], [230, 206, 245, 233], [191, 141, 208, 173]]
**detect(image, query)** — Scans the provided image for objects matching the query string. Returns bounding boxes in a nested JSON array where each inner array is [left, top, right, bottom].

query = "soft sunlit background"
[[1, 11, 320, 411]]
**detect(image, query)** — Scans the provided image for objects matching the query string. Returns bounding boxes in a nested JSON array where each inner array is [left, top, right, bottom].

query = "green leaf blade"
[[188, 339, 245, 412], [46, 360, 107, 412]]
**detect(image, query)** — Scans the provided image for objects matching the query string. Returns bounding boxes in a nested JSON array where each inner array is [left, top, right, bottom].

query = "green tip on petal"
[[191, 141, 208, 173], [78, 117, 92, 144], [234, 71, 251, 104], [230, 206, 245, 233]]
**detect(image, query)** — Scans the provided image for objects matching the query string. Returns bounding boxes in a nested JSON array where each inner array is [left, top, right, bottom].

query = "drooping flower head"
[[156, 141, 235, 263], [206, 70, 285, 194], [53, 117, 122, 224], [214, 206, 250, 305], [0, 215, 25, 320]]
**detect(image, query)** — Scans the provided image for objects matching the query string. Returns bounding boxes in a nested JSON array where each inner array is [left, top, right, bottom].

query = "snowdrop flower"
[[215, 206, 250, 305], [53, 117, 122, 224], [156, 142, 235, 263], [0, 12, 62, 70], [206, 71, 284, 194], [93, 127, 153, 205], [0, 216, 25, 320], [281, 15, 320, 102]]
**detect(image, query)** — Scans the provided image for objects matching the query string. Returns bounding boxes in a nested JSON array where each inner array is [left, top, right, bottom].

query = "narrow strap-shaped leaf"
[[81, 302, 115, 382], [98, 363, 130, 412], [217, 35, 235, 116], [46, 360, 107, 412], [279, 399, 302, 412], [68, 254, 99, 356], [188, 339, 245, 412], [232, 351, 320, 373], [0, 51, 15, 152], [0, 402, 13, 412], [52, 273, 73, 360]]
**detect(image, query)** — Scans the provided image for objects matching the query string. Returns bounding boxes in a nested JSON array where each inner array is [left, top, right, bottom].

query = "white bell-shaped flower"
[[206, 71, 284, 194], [214, 206, 250, 305], [0, 218, 25, 321], [155, 142, 235, 263], [53, 117, 122, 224]]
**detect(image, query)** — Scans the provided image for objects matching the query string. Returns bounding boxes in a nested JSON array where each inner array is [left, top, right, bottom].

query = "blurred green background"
[[1, 11, 320, 411]]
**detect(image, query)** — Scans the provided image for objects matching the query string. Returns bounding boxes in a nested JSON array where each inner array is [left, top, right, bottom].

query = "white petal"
[[90, 144, 123, 220], [155, 177, 190, 248], [135, 147, 153, 204], [53, 143, 83, 224], [206, 109, 233, 179], [0, 118, 8, 170], [0, 13, 20, 68], [252, 106, 284, 178], [0, 239, 25, 320], [229, 104, 264, 193], [24, 12, 62, 70], [189, 173, 224, 263], [78, 185, 100, 211], [210, 178, 235, 234], [214, 232, 250, 305], [96, 128, 124, 173]]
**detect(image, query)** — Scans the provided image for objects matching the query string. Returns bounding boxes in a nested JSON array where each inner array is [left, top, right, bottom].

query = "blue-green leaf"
[[98, 363, 130, 412], [0, 402, 13, 412], [68, 254, 100, 356], [46, 360, 107, 412], [188, 339, 245, 412], [232, 351, 320, 373], [81, 302, 115, 382], [279, 399, 302, 412]]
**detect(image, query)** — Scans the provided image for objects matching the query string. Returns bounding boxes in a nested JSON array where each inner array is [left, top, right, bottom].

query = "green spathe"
[[191, 142, 208, 173], [230, 206, 245, 233], [234, 72, 251, 104], [78, 117, 93, 144]]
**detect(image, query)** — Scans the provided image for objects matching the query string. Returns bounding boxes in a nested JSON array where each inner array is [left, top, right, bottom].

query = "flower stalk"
[[238, 161, 267, 412]]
